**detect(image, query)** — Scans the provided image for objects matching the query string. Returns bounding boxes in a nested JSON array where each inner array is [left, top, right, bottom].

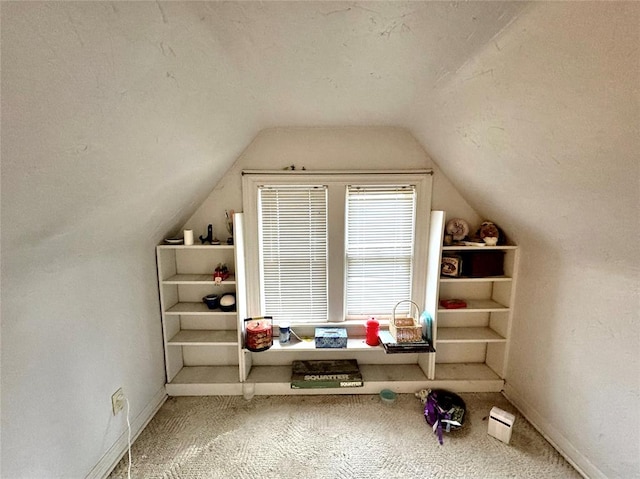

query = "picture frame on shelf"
[[441, 255, 462, 277]]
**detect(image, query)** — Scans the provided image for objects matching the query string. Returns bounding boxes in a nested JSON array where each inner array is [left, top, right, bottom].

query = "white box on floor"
[[488, 407, 515, 444]]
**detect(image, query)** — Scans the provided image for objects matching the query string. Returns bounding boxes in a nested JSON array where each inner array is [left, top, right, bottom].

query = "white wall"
[[1, 3, 259, 477], [409, 3, 639, 478], [184, 127, 481, 240]]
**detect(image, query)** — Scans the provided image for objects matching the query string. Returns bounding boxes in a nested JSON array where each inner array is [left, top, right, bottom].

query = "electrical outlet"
[[111, 388, 125, 415]]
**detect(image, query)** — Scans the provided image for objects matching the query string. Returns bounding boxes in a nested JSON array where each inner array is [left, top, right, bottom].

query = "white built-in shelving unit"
[[156, 214, 247, 396], [426, 211, 519, 391], [156, 211, 518, 396], [239, 320, 435, 395]]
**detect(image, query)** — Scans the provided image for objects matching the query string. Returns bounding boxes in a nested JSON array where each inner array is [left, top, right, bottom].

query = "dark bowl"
[[202, 294, 219, 310]]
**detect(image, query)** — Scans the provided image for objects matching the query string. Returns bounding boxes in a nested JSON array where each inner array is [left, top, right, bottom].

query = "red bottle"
[[366, 317, 380, 346]]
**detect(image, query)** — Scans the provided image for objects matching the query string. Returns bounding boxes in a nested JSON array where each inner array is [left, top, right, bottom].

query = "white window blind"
[[258, 185, 328, 323], [345, 185, 416, 317]]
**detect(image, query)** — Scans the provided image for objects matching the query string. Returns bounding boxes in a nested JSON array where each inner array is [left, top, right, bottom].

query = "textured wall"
[[410, 3, 640, 478], [184, 127, 480, 241], [0, 3, 259, 477]]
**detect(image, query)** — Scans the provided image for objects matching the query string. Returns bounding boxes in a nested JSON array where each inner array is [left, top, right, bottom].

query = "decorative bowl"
[[202, 294, 219, 310], [219, 293, 236, 312], [380, 389, 397, 405]]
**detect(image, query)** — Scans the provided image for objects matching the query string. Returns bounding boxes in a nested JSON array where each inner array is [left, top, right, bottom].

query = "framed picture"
[[441, 255, 462, 277]]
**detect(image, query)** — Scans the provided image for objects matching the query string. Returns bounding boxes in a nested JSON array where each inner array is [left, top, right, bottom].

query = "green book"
[[290, 359, 363, 389]]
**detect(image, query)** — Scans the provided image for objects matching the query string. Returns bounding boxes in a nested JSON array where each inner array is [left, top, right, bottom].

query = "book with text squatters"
[[290, 359, 363, 389]]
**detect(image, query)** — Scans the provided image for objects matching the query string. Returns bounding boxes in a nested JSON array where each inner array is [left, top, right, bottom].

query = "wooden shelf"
[[246, 336, 383, 353], [158, 217, 247, 397], [240, 363, 503, 394], [435, 363, 501, 381], [436, 327, 506, 343], [437, 299, 509, 313], [360, 363, 428, 382], [442, 245, 517, 251], [428, 213, 519, 383], [165, 362, 504, 396], [158, 244, 234, 250], [170, 366, 240, 383], [168, 330, 238, 346], [246, 364, 431, 392], [157, 213, 516, 397], [165, 302, 237, 315], [166, 366, 241, 395], [245, 364, 430, 385], [163, 274, 236, 284], [439, 276, 512, 283]]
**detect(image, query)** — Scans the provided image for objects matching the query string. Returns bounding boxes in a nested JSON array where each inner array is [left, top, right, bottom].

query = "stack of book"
[[378, 330, 435, 354], [290, 359, 363, 389]]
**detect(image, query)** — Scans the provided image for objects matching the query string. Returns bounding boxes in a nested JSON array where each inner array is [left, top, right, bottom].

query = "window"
[[259, 185, 328, 322], [242, 170, 432, 324], [345, 185, 416, 317]]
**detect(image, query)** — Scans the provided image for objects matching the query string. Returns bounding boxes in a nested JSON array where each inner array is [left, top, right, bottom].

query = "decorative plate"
[[445, 218, 469, 241], [164, 237, 184, 244]]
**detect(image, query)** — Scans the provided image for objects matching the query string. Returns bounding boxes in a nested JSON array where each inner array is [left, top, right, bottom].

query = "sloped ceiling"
[[1, 2, 638, 478], [2, 0, 529, 255]]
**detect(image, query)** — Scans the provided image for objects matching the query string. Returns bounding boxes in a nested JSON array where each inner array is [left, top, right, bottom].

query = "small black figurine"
[[200, 224, 215, 244]]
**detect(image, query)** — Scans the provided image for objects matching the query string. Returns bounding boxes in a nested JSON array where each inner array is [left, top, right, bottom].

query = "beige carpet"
[[109, 392, 581, 478]]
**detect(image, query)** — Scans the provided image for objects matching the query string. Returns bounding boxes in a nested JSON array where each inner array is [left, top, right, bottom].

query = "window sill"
[[246, 336, 383, 353], [278, 319, 390, 326], [274, 319, 391, 339]]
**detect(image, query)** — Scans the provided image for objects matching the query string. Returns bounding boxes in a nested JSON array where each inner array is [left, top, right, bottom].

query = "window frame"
[[242, 170, 433, 324]]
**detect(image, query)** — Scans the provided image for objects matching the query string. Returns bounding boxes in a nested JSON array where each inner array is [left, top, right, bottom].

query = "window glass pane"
[[345, 185, 416, 317], [259, 185, 328, 322]]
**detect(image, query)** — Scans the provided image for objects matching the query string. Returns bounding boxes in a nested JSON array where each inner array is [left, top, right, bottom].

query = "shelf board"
[[170, 365, 240, 383], [163, 274, 236, 284], [164, 363, 504, 396], [165, 302, 237, 315], [239, 363, 503, 395], [244, 364, 430, 395], [166, 366, 241, 395], [158, 244, 234, 250], [246, 365, 292, 383], [432, 363, 504, 391], [247, 364, 429, 384], [435, 362, 501, 381], [439, 275, 512, 283], [168, 329, 238, 346], [436, 327, 506, 343], [246, 337, 383, 353], [360, 363, 428, 382], [442, 245, 517, 251], [438, 299, 509, 313]]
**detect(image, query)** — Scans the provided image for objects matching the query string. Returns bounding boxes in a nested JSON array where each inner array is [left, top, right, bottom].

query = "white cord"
[[125, 397, 132, 479]]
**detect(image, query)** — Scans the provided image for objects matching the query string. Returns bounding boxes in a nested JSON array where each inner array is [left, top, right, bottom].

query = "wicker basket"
[[389, 300, 423, 343]]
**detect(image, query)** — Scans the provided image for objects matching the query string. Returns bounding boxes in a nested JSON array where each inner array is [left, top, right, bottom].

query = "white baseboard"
[[503, 383, 604, 479], [86, 386, 167, 479]]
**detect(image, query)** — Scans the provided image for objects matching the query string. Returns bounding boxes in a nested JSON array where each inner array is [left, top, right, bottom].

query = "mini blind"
[[258, 185, 328, 323], [346, 185, 416, 317]]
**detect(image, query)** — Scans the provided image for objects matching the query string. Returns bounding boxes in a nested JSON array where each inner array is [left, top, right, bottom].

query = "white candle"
[[183, 229, 194, 246]]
